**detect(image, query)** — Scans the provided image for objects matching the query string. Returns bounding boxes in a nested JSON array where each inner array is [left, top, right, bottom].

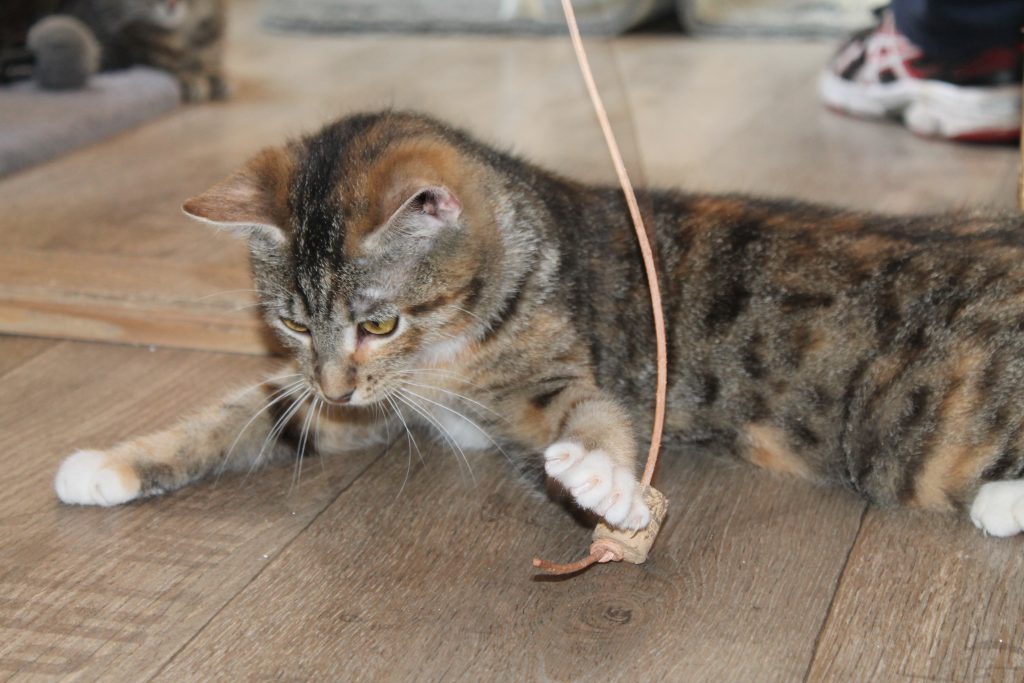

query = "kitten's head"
[[184, 112, 507, 407]]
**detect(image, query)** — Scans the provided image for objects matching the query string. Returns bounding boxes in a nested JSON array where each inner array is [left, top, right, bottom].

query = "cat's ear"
[[397, 185, 462, 226], [363, 184, 462, 253], [182, 148, 293, 241]]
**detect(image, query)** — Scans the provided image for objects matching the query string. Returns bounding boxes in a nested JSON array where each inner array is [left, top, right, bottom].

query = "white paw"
[[969, 480, 1024, 537], [544, 441, 650, 530], [54, 450, 141, 507]]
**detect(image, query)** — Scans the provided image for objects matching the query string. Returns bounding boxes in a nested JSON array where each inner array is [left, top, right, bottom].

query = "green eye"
[[281, 317, 309, 334], [360, 316, 398, 336]]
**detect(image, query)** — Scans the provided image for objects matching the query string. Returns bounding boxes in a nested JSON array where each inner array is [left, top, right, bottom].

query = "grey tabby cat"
[[32, 0, 228, 100], [54, 111, 1024, 538]]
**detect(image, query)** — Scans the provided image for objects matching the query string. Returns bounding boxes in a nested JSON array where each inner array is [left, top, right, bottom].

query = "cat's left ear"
[[397, 185, 462, 226], [363, 184, 462, 252], [182, 148, 293, 241]]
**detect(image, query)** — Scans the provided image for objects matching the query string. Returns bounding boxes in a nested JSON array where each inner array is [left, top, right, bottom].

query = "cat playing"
[[54, 110, 1024, 538]]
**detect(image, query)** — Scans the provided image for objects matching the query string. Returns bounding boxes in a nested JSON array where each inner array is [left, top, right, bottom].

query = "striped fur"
[[56, 111, 1024, 534]]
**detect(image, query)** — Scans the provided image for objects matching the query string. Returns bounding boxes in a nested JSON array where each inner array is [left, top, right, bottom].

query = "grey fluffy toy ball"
[[27, 15, 101, 90]]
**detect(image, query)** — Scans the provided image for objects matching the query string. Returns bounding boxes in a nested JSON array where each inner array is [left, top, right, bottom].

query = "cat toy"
[[532, 0, 669, 575]]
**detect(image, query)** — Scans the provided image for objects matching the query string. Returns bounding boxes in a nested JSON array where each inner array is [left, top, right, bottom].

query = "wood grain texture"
[[153, 449, 865, 681], [0, 232, 268, 351], [0, 339, 382, 680], [807, 508, 1024, 682], [0, 337, 54, 378]]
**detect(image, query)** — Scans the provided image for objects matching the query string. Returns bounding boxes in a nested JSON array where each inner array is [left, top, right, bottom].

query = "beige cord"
[[532, 0, 669, 575]]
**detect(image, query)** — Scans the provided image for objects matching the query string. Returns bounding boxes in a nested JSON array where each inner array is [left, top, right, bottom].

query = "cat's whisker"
[[396, 368, 489, 392], [378, 403, 389, 446], [313, 398, 327, 476], [426, 329, 464, 344], [398, 379, 506, 422], [393, 390, 475, 485], [382, 396, 415, 501], [386, 393, 424, 467], [214, 380, 306, 482], [375, 400, 392, 445], [263, 390, 313, 476], [399, 387, 514, 470], [288, 394, 318, 496], [443, 304, 488, 326], [246, 388, 312, 482], [233, 373, 303, 399]]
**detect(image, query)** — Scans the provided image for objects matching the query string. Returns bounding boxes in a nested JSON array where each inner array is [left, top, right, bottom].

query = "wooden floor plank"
[[0, 337, 55, 378], [0, 242, 270, 352], [806, 508, 1024, 682], [0, 339, 381, 680], [153, 447, 865, 682]]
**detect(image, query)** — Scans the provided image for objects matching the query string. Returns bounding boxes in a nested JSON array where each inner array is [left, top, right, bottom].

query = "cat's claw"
[[970, 480, 1024, 537], [544, 441, 650, 530], [54, 450, 141, 507]]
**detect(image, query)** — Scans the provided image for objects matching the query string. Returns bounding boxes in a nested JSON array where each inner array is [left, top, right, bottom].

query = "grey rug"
[[0, 66, 180, 178], [263, 0, 674, 36]]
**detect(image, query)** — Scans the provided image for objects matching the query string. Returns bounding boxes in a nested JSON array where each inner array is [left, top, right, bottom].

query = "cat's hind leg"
[[54, 372, 316, 506]]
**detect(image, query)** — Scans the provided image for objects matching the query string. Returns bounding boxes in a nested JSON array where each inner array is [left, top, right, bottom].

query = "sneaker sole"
[[820, 70, 1021, 140]]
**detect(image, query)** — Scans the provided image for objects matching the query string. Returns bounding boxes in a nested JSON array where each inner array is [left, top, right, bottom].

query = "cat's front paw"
[[544, 441, 650, 530], [970, 480, 1024, 537], [54, 450, 141, 506]]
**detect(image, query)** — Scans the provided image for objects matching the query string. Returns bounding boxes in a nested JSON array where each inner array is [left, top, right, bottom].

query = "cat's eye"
[[359, 316, 398, 336], [281, 317, 309, 334]]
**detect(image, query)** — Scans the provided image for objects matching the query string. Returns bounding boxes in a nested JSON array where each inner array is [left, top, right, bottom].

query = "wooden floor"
[[2, 2, 1023, 681]]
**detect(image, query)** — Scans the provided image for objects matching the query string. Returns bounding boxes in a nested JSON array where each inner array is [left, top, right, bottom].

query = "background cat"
[[1, 0, 227, 101], [53, 110, 1024, 538]]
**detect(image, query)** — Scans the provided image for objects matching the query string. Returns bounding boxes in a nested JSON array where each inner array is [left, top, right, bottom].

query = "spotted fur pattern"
[[55, 111, 1024, 535]]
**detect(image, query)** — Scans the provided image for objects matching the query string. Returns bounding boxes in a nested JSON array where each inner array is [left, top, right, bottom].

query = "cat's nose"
[[324, 390, 354, 405], [316, 359, 355, 404]]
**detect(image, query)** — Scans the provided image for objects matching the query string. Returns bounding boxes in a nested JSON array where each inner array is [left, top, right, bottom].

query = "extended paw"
[[544, 441, 650, 530], [970, 480, 1024, 537], [54, 450, 141, 506]]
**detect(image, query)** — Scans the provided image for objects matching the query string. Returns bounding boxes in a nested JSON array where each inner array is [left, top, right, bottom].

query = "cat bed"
[[263, 0, 674, 36], [0, 66, 180, 177]]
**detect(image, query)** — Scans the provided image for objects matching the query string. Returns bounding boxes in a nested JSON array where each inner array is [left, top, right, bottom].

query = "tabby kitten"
[[54, 111, 1024, 537]]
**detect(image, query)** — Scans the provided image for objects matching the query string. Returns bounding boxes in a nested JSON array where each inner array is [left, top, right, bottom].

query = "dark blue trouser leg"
[[890, 0, 1024, 61]]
